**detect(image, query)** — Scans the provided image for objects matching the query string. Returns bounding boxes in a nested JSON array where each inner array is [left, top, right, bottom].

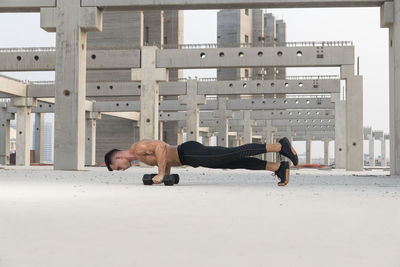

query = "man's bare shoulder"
[[129, 139, 169, 154]]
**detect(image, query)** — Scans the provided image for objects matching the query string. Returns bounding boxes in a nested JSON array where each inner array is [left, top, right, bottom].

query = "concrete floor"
[[0, 166, 399, 267]]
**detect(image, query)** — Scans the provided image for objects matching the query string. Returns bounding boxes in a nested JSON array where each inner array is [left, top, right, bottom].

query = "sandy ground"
[[0, 166, 399, 267]]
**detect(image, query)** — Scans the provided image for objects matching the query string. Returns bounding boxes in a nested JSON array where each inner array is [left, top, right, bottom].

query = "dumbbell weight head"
[[170, 174, 180, 184], [142, 173, 157, 185]]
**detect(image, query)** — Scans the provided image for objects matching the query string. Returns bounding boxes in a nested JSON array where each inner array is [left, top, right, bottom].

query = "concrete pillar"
[[332, 93, 347, 169], [215, 97, 231, 147], [177, 128, 184, 145], [159, 121, 164, 141], [34, 113, 45, 164], [202, 134, 212, 146], [306, 139, 312, 164], [324, 139, 330, 166], [40, 2, 103, 170], [179, 80, 206, 142], [369, 134, 375, 167], [239, 136, 244, 146], [11, 97, 36, 166], [163, 121, 179, 145], [85, 112, 100, 166], [243, 110, 252, 144], [382, 135, 388, 167], [264, 121, 276, 163], [0, 105, 13, 165], [341, 65, 364, 171], [132, 46, 168, 141], [381, 2, 400, 174]]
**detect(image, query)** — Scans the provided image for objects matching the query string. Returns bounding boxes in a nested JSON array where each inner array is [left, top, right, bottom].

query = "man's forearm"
[[155, 143, 168, 175]]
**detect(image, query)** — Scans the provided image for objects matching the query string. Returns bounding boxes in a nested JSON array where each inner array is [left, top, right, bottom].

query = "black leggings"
[[177, 141, 267, 170]]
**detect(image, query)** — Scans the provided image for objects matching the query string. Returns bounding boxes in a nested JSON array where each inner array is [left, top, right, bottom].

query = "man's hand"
[[152, 174, 164, 184]]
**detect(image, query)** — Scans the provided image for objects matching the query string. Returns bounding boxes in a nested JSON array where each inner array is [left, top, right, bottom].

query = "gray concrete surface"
[[0, 166, 399, 267]]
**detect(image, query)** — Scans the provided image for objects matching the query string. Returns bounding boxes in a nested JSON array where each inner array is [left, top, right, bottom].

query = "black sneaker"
[[279, 137, 298, 166], [274, 161, 290, 186]]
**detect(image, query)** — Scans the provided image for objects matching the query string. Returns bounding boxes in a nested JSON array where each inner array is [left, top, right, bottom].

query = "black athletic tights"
[[177, 141, 267, 170]]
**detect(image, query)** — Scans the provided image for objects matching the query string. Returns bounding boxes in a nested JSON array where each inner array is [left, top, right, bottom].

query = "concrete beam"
[[92, 97, 334, 112], [157, 46, 354, 69], [196, 78, 340, 95], [81, 0, 385, 10], [0, 49, 140, 72], [26, 78, 339, 98], [0, 74, 27, 97], [0, 0, 55, 12]]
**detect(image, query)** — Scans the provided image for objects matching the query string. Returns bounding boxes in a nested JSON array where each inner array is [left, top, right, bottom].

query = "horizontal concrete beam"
[[93, 98, 334, 112], [159, 109, 335, 122], [157, 46, 354, 69], [200, 118, 334, 127], [197, 79, 340, 95], [0, 46, 353, 71], [0, 49, 140, 71], [0, 74, 26, 97], [25, 78, 339, 98], [232, 109, 335, 120], [81, 0, 385, 10], [228, 124, 334, 132], [0, 0, 55, 12]]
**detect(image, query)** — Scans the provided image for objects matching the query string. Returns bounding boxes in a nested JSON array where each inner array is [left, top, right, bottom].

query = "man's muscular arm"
[[154, 142, 168, 176], [132, 140, 168, 184]]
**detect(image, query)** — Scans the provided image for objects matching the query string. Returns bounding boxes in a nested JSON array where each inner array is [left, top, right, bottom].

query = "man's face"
[[111, 156, 132, 171]]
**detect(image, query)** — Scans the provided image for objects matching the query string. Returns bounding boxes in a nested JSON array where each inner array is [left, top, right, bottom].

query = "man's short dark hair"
[[104, 149, 121, 171]]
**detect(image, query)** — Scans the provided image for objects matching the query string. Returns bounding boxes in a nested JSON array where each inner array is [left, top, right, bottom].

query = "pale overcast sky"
[[0, 7, 389, 159]]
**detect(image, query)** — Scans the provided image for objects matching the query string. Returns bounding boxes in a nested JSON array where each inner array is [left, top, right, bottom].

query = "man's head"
[[105, 149, 132, 171]]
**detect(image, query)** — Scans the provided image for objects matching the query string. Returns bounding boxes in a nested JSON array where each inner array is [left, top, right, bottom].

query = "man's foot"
[[275, 161, 290, 186], [279, 137, 298, 166]]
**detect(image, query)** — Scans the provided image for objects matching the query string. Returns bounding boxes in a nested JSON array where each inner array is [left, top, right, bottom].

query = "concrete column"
[[243, 110, 252, 144], [202, 134, 212, 146], [40, 2, 103, 170], [233, 137, 240, 147], [341, 65, 364, 171], [177, 128, 184, 145], [159, 121, 164, 141], [85, 112, 100, 166], [264, 121, 276, 163], [382, 135, 388, 167], [163, 121, 178, 145], [0, 105, 13, 165], [132, 46, 168, 141], [306, 139, 312, 164], [381, 2, 400, 174], [179, 80, 206, 142], [369, 134, 375, 167], [11, 98, 36, 166], [332, 93, 347, 169], [215, 97, 231, 147], [34, 113, 45, 164], [239, 136, 244, 146], [324, 139, 330, 166]]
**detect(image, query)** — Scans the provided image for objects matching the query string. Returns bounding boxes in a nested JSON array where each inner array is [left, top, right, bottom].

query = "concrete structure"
[[0, 0, 386, 174], [34, 113, 45, 163]]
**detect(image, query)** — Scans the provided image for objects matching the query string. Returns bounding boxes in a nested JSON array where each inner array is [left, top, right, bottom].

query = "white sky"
[[0, 7, 390, 160]]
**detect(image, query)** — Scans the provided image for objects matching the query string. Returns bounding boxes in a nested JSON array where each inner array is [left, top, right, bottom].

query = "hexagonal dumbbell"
[[142, 173, 180, 186]]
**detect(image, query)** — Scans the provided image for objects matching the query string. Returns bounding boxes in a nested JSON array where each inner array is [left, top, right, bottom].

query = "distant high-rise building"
[[43, 119, 53, 163], [217, 9, 287, 81]]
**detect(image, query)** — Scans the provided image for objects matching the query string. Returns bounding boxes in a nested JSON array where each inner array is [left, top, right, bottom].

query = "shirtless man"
[[104, 137, 298, 186]]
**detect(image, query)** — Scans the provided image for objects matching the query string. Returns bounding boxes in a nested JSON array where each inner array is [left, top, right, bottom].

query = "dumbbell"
[[142, 173, 180, 186]]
